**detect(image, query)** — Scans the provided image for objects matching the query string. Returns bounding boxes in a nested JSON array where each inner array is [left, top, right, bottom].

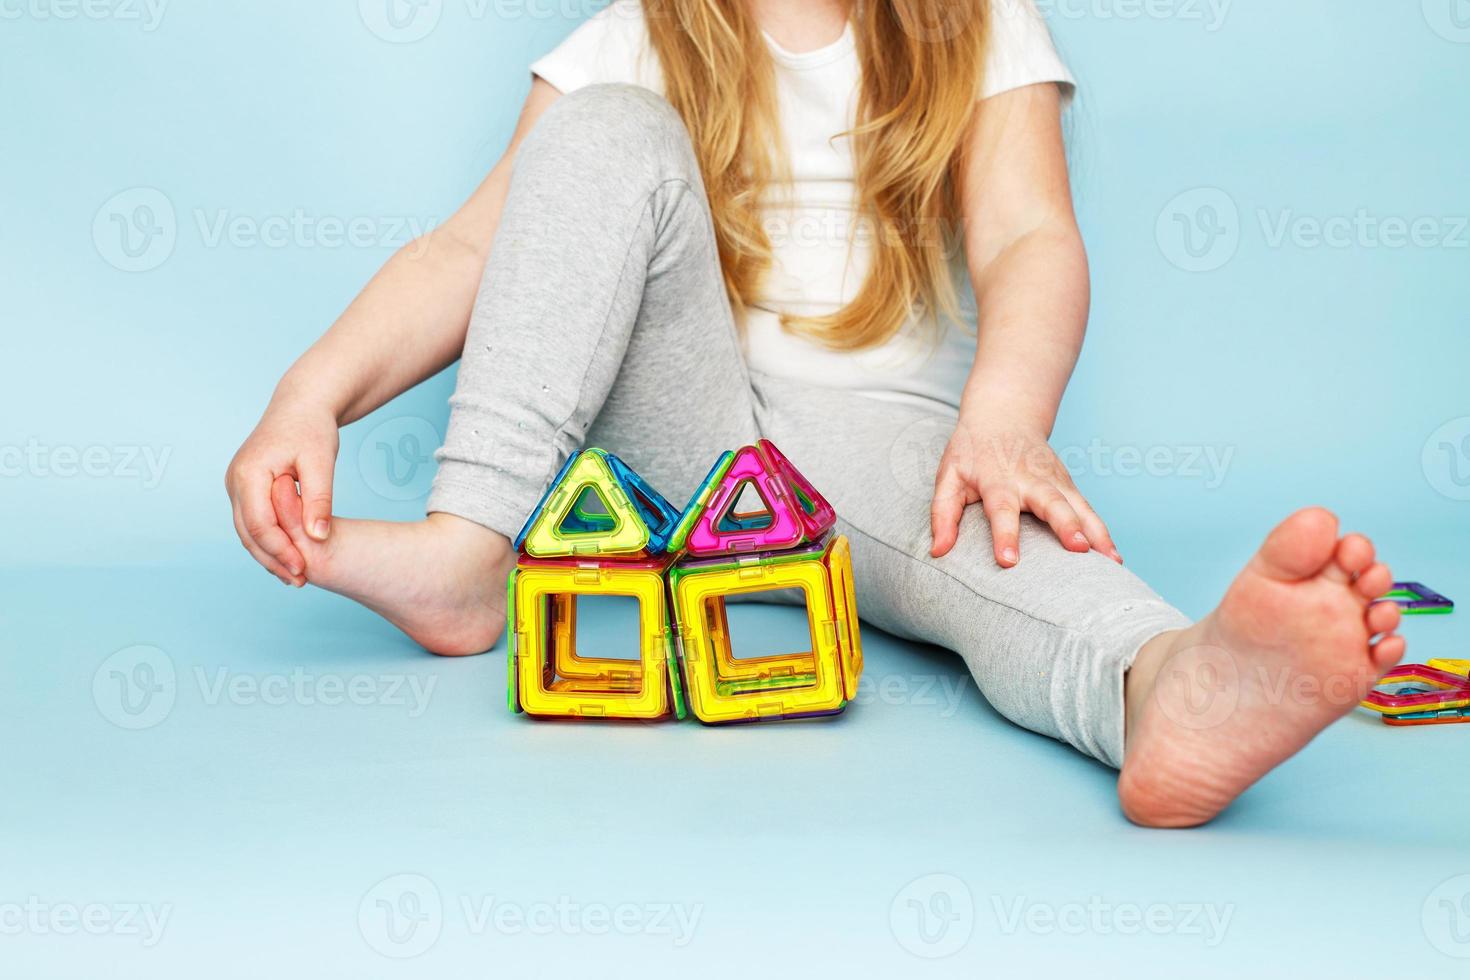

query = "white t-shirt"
[[531, 0, 1074, 413]]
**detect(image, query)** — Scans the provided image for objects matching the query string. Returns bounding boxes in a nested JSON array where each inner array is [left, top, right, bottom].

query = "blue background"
[[4, 1, 1470, 976]]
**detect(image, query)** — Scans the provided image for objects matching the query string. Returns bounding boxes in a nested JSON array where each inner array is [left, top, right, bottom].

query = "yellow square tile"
[[512, 563, 673, 720], [672, 557, 845, 724]]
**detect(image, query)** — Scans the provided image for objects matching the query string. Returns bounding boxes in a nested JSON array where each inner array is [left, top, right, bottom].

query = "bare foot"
[[270, 475, 515, 656], [1119, 507, 1405, 828]]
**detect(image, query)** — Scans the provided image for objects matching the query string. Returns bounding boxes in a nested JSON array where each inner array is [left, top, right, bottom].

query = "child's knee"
[[523, 83, 695, 179]]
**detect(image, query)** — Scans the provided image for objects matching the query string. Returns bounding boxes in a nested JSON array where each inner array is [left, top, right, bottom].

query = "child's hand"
[[225, 404, 340, 586], [929, 420, 1121, 568]]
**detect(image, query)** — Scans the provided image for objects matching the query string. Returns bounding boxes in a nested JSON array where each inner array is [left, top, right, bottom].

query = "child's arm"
[[931, 81, 1120, 567], [226, 79, 562, 585]]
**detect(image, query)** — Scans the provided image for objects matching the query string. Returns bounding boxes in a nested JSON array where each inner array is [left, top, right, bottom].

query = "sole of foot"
[[1119, 506, 1405, 828]]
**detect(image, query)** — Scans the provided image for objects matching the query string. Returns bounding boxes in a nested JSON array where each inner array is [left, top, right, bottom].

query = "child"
[[226, 0, 1405, 827]]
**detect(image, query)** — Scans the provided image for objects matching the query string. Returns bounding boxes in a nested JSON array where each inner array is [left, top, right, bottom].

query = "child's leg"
[[430, 83, 759, 525], [754, 379, 1189, 765], [755, 379, 1404, 826], [277, 84, 757, 653]]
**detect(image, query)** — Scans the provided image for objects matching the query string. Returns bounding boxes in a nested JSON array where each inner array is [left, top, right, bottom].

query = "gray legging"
[[428, 84, 1190, 768]]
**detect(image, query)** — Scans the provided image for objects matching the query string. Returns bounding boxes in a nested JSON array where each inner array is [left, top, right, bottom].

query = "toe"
[[1334, 533, 1375, 576], [1254, 506, 1340, 581], [271, 474, 308, 546], [1366, 600, 1401, 636], [1370, 634, 1406, 672], [1354, 562, 1393, 600]]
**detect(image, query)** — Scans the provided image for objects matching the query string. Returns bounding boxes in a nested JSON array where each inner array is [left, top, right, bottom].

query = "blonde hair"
[[644, 0, 989, 350]]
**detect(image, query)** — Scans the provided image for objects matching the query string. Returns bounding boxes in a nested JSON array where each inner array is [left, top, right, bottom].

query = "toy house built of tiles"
[[507, 441, 864, 724]]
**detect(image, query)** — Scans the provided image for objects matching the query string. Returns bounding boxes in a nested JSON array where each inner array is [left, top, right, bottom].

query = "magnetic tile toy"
[[670, 533, 860, 724], [673, 539, 830, 573], [515, 448, 680, 559], [697, 594, 817, 687], [1383, 706, 1470, 726], [827, 533, 863, 702], [670, 440, 836, 558], [508, 441, 862, 724], [1383, 581, 1454, 614], [667, 542, 830, 687], [667, 452, 736, 554], [1367, 586, 1462, 731], [758, 439, 836, 541], [672, 551, 845, 722], [1360, 664, 1470, 717], [542, 590, 643, 683], [509, 559, 683, 720], [507, 452, 686, 720]]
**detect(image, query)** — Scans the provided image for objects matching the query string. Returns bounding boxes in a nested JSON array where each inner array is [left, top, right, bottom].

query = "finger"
[[296, 451, 336, 541], [1064, 490, 1121, 563], [979, 486, 1021, 567], [929, 466, 971, 558], [232, 501, 303, 586], [1025, 484, 1089, 553], [237, 474, 305, 578]]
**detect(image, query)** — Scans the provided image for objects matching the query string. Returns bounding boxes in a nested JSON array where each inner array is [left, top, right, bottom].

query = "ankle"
[[1124, 627, 1189, 747], [425, 512, 515, 569]]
